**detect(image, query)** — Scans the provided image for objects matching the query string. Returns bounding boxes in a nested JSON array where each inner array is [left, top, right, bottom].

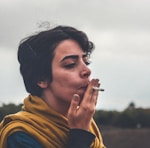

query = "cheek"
[[50, 75, 77, 103], [53, 69, 77, 85], [53, 73, 76, 88], [52, 72, 81, 98]]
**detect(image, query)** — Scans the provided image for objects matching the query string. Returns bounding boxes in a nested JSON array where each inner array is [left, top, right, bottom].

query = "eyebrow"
[[60, 54, 87, 63]]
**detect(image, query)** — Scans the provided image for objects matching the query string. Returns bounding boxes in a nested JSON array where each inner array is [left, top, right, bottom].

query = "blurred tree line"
[[94, 102, 150, 128], [0, 102, 150, 128], [0, 103, 22, 121]]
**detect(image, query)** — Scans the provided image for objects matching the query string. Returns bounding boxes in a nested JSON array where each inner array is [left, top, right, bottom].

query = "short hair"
[[18, 25, 94, 97]]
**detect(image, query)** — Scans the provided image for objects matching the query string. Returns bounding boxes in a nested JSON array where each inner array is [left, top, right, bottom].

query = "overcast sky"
[[0, 0, 150, 111]]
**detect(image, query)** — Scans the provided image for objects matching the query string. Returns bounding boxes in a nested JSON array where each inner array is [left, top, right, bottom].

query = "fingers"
[[67, 78, 101, 130], [68, 94, 80, 115], [91, 83, 100, 105], [82, 79, 100, 105], [67, 93, 93, 130]]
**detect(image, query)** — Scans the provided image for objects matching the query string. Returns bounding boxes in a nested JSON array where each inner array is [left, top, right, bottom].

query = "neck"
[[40, 91, 70, 117]]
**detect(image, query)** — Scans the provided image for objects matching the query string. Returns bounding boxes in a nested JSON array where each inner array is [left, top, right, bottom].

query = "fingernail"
[[73, 94, 78, 101]]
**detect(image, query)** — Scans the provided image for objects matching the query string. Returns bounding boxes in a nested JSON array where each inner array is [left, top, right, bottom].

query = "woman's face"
[[47, 39, 91, 106]]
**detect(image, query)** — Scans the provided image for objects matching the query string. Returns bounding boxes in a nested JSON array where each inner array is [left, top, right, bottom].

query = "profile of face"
[[44, 39, 91, 106]]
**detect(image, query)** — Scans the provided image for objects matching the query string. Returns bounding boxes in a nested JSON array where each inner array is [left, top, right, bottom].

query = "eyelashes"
[[64, 60, 92, 69], [64, 63, 76, 68], [85, 58, 92, 65]]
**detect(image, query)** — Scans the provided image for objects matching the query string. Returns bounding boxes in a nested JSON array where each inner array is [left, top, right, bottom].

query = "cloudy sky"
[[0, 0, 150, 111]]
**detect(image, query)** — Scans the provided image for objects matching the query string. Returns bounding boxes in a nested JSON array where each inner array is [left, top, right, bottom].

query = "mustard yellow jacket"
[[0, 95, 105, 148]]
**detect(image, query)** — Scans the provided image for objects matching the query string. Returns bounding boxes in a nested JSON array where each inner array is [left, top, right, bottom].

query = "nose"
[[80, 66, 91, 78]]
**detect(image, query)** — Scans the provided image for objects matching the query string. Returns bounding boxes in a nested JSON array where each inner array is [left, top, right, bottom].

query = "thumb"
[[68, 94, 80, 114]]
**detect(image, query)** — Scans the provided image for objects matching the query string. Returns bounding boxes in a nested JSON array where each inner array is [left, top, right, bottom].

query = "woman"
[[0, 26, 105, 148]]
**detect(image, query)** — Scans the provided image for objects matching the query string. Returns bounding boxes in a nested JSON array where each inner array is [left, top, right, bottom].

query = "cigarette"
[[92, 86, 104, 91]]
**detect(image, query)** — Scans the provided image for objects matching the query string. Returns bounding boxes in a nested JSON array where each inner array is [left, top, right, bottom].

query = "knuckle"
[[81, 104, 95, 114], [67, 111, 72, 117]]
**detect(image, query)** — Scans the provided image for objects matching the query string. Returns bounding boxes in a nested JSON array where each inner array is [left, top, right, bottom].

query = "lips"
[[75, 82, 89, 96], [78, 84, 88, 93], [80, 86, 87, 89], [79, 82, 88, 89]]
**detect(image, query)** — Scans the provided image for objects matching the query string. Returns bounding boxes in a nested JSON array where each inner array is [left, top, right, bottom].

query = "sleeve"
[[7, 129, 95, 148], [67, 129, 95, 148], [7, 131, 42, 148]]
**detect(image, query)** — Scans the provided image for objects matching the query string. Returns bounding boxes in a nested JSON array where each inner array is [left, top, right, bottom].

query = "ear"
[[37, 81, 48, 88]]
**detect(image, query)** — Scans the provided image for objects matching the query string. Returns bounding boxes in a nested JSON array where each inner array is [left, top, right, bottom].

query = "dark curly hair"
[[18, 25, 94, 97]]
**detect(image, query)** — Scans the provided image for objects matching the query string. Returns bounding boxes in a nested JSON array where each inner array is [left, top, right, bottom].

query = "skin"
[[38, 39, 100, 131]]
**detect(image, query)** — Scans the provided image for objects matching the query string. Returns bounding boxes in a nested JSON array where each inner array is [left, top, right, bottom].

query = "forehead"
[[53, 39, 85, 60]]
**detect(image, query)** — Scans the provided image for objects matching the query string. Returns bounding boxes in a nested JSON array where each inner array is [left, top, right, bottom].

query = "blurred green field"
[[100, 127, 150, 148], [1, 103, 150, 148]]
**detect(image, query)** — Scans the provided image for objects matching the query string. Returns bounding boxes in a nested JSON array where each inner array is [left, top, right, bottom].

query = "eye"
[[84, 59, 92, 66], [84, 61, 91, 66], [64, 63, 76, 69]]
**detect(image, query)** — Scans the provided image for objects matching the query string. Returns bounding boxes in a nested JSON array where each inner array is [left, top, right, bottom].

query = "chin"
[[76, 89, 85, 96]]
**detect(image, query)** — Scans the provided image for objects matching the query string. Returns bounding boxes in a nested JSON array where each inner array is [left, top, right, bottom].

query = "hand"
[[67, 79, 100, 130]]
